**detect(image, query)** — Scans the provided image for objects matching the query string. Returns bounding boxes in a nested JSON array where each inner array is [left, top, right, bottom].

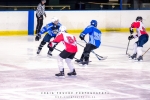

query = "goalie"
[[35, 17, 61, 56]]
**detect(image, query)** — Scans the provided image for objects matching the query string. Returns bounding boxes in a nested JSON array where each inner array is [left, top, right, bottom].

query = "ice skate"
[[75, 59, 83, 64], [129, 53, 137, 60], [37, 47, 42, 54], [55, 71, 65, 78], [47, 50, 52, 57], [137, 56, 143, 61], [67, 69, 77, 76], [81, 61, 89, 66]]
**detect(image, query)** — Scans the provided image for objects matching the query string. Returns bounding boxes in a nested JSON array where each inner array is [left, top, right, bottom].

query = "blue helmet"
[[90, 20, 97, 27]]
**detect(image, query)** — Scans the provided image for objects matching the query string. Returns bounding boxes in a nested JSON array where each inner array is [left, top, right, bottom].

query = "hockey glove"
[[35, 34, 41, 41], [129, 28, 134, 34], [128, 35, 134, 40], [79, 34, 85, 40], [49, 42, 57, 48]]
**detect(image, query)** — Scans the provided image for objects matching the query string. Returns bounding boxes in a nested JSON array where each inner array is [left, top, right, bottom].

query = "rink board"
[[0, 10, 150, 36]]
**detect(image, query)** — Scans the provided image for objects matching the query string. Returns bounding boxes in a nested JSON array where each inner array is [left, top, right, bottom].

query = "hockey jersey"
[[39, 22, 61, 37], [131, 21, 148, 37], [80, 25, 101, 48], [50, 32, 78, 53]]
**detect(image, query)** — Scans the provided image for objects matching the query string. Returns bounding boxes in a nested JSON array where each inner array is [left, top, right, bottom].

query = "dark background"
[[0, 0, 150, 10], [0, 0, 113, 6]]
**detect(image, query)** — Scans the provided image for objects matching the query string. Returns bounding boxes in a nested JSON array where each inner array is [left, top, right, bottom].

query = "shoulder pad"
[[57, 23, 62, 26], [86, 25, 93, 28]]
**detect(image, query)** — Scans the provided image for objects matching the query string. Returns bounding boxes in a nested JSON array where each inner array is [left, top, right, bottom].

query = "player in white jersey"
[[48, 26, 78, 77], [128, 16, 149, 61]]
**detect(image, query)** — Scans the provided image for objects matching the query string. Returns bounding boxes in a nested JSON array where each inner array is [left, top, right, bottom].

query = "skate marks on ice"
[[0, 35, 150, 100], [1, 68, 150, 100]]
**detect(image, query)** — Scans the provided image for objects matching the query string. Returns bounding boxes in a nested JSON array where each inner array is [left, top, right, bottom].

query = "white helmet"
[[59, 26, 66, 32], [51, 17, 59, 23]]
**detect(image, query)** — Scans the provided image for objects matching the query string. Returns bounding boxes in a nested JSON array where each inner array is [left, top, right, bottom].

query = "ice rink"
[[0, 33, 150, 100]]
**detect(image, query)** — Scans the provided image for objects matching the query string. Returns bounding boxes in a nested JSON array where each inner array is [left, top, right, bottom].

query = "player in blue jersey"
[[35, 17, 61, 56], [75, 20, 102, 65]]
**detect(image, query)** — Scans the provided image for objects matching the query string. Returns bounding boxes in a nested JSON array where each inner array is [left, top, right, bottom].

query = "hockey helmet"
[[136, 16, 143, 21], [51, 17, 59, 24], [59, 26, 67, 32], [90, 20, 97, 27]]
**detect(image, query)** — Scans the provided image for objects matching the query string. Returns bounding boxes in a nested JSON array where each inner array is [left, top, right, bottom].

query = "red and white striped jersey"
[[52, 32, 78, 53], [131, 21, 148, 37]]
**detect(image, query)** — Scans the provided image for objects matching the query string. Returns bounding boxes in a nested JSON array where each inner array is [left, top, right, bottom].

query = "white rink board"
[[0, 11, 28, 30], [0, 10, 150, 31], [35, 10, 150, 30]]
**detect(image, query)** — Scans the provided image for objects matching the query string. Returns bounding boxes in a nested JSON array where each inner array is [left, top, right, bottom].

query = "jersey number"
[[67, 36, 74, 43]]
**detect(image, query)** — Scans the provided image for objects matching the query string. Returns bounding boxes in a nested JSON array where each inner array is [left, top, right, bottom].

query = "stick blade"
[[97, 56, 108, 60]]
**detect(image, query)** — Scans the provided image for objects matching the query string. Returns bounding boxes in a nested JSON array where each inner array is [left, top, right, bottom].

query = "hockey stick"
[[54, 48, 78, 60], [126, 31, 133, 55], [142, 48, 150, 56], [77, 40, 107, 60], [83, 40, 107, 60], [126, 40, 130, 55]]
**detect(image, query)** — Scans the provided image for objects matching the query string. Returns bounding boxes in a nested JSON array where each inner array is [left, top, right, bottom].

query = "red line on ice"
[[0, 63, 25, 69]]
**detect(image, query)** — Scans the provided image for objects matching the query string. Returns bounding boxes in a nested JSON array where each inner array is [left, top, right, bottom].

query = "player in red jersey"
[[128, 16, 149, 61], [49, 26, 78, 77]]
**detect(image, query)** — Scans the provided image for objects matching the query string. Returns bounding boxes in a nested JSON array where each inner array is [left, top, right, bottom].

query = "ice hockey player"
[[48, 26, 78, 77], [75, 20, 102, 65], [128, 16, 149, 61], [35, 17, 61, 56]]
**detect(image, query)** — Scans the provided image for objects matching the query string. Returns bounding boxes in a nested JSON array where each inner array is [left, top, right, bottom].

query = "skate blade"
[[81, 64, 88, 67], [74, 62, 82, 65], [47, 55, 52, 58], [135, 59, 143, 62], [55, 76, 65, 78], [75, 62, 88, 67], [129, 58, 136, 60], [75, 62, 80, 64], [138, 60, 143, 62], [68, 75, 77, 77], [128, 57, 132, 60]]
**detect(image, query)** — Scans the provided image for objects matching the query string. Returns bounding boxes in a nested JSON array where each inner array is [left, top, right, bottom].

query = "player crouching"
[[48, 26, 78, 77], [75, 20, 102, 65], [128, 16, 149, 61], [35, 17, 61, 56]]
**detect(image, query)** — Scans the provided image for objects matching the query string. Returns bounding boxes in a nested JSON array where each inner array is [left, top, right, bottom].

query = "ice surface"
[[0, 33, 150, 100]]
